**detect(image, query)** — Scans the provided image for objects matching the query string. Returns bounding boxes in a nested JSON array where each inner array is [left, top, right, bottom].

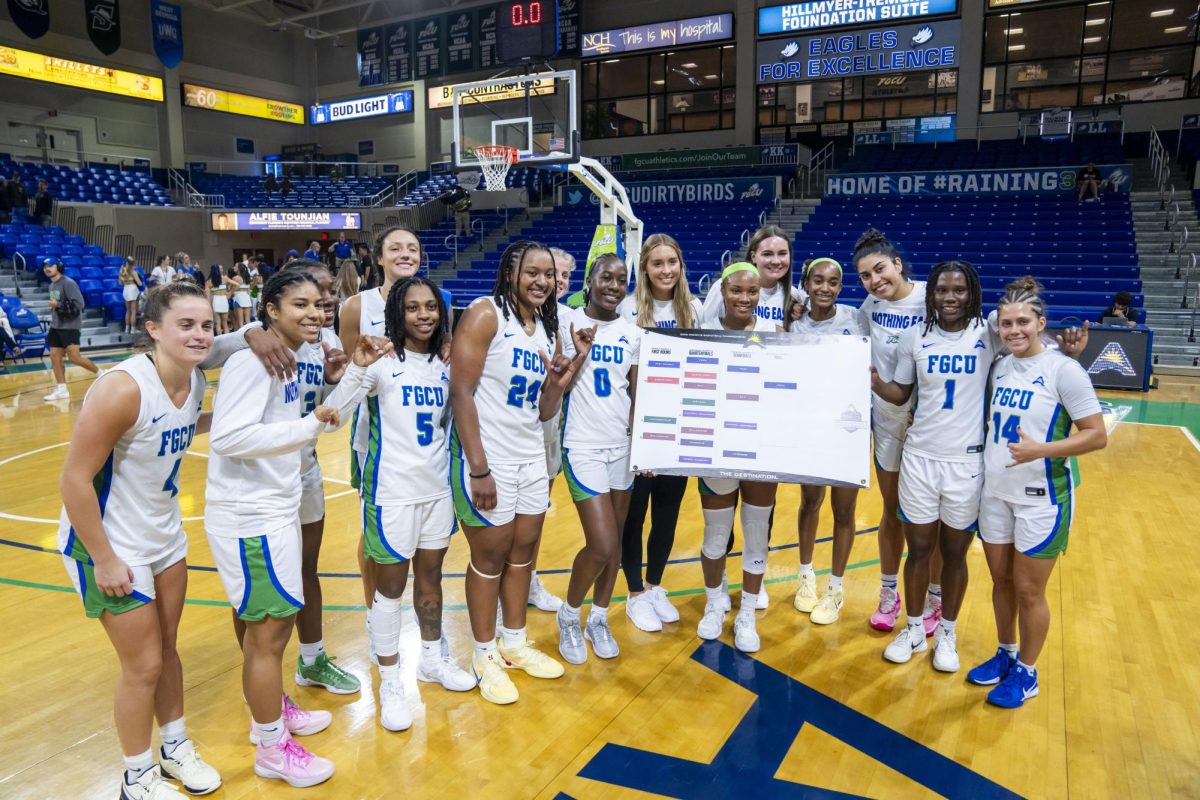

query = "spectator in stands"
[[118, 257, 143, 335], [5, 172, 26, 214], [1078, 161, 1102, 202], [264, 173, 279, 193], [280, 175, 293, 196], [329, 231, 355, 272], [328, 163, 344, 183], [149, 255, 175, 288], [303, 240, 323, 262], [33, 179, 53, 226], [1098, 291, 1139, 326], [285, 249, 300, 265], [42, 258, 102, 400], [0, 177, 11, 224]]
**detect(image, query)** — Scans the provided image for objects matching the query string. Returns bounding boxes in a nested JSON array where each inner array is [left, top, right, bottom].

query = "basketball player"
[[205, 270, 356, 788], [449, 241, 591, 704], [59, 283, 221, 800], [617, 234, 701, 632], [701, 224, 804, 328], [970, 277, 1106, 707], [695, 263, 781, 653], [789, 257, 867, 625], [555, 254, 640, 664], [871, 261, 997, 671], [333, 276, 475, 732]]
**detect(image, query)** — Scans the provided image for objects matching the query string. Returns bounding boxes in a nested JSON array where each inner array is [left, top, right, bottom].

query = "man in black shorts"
[[1078, 161, 1102, 202], [43, 259, 102, 401]]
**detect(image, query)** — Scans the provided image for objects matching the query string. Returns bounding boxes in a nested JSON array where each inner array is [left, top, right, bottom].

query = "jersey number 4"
[[991, 413, 1021, 444], [162, 457, 182, 498], [506, 375, 543, 409]]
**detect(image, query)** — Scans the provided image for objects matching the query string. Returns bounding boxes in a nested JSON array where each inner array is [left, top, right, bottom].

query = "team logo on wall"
[[85, 0, 121, 55], [7, 0, 50, 40], [910, 26, 933, 46]]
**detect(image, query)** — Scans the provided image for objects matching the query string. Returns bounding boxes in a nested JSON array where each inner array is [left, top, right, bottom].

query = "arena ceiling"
[[194, 0, 474, 41]]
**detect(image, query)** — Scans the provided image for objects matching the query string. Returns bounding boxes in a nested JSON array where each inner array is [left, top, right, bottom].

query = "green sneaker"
[[295, 652, 361, 695]]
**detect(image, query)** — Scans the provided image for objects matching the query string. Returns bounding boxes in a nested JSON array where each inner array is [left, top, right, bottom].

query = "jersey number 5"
[[416, 412, 434, 446], [506, 375, 543, 409]]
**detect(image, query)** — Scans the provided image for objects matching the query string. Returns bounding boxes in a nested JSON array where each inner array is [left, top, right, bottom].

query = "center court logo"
[[1087, 341, 1137, 377]]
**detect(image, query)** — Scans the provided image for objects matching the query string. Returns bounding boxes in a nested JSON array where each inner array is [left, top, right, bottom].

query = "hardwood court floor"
[[1, 359, 1198, 799]]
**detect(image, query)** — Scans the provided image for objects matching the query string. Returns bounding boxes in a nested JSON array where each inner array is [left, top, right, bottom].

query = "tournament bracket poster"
[[631, 329, 871, 488]]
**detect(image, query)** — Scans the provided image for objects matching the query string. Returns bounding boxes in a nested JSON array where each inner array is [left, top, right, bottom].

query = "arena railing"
[[10, 252, 26, 298]]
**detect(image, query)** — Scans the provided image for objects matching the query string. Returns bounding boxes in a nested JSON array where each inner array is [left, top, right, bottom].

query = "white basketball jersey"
[[560, 308, 641, 449], [345, 352, 451, 504], [453, 297, 552, 465], [789, 304, 866, 336], [58, 354, 206, 565], [985, 350, 1101, 506], [894, 322, 996, 462], [298, 327, 342, 476], [351, 288, 387, 455], [702, 280, 805, 327], [617, 295, 703, 329], [861, 280, 926, 420]]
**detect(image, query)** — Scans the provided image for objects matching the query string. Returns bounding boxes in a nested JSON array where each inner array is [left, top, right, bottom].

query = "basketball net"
[[474, 144, 518, 192]]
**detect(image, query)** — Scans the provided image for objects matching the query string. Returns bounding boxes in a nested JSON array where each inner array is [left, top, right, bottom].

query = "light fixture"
[[1008, 43, 1026, 51], [602, 59, 619, 63], [722, 45, 734, 49], [1083, 36, 1102, 43], [1165, 25, 1187, 32], [652, 79, 665, 85], [1006, 27, 1024, 34], [704, 74, 719, 79], [682, 62, 698, 68], [1085, 18, 1106, 25], [1150, 9, 1176, 17]]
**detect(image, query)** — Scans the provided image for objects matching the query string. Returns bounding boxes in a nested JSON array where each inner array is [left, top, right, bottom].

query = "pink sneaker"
[[922, 595, 943, 638], [248, 695, 332, 744], [869, 587, 901, 631], [253, 731, 335, 788]]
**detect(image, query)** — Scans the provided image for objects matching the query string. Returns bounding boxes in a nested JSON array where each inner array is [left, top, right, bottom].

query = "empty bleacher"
[[1, 157, 172, 207], [840, 137, 1126, 174], [191, 173, 392, 208]]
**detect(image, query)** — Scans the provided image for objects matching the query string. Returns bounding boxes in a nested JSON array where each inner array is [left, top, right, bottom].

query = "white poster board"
[[631, 329, 872, 488]]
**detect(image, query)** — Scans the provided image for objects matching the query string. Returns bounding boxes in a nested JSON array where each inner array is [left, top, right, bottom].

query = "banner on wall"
[[413, 15, 444, 78], [611, 145, 800, 172], [582, 13, 733, 57], [477, 6, 499, 69], [357, 27, 383, 86], [558, 0, 581, 57], [758, 0, 958, 35], [7, 0, 50, 40], [825, 164, 1133, 197], [211, 212, 361, 231], [563, 177, 778, 206], [445, 10, 475, 73], [384, 22, 412, 84], [85, 0, 120, 55], [150, 0, 182, 68], [0, 42, 163, 100], [757, 19, 960, 84]]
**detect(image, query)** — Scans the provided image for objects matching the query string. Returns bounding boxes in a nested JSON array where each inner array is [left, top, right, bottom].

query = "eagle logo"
[[911, 27, 934, 47]]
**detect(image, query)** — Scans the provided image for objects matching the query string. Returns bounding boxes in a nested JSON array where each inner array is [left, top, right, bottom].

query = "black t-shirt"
[[1079, 166, 1101, 182], [1098, 305, 1138, 324]]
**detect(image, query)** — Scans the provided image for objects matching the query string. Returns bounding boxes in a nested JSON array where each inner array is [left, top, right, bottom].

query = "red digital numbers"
[[511, 1, 542, 26]]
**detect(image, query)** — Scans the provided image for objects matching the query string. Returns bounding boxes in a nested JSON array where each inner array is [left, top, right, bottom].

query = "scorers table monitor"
[[497, 0, 559, 62]]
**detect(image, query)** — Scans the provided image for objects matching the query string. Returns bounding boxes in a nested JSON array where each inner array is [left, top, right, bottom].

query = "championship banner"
[[0, 43, 163, 101], [150, 0, 182, 69], [628, 328, 873, 484], [631, 329, 872, 487], [357, 27, 383, 86], [211, 212, 361, 231], [85, 0, 120, 55], [7, 0, 49, 40], [826, 164, 1132, 197]]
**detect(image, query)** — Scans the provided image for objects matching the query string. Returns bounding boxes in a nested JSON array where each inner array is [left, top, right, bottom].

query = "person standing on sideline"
[[150, 256, 175, 290], [58, 282, 222, 800], [119, 257, 144, 336], [44, 259, 102, 400], [329, 232, 355, 274]]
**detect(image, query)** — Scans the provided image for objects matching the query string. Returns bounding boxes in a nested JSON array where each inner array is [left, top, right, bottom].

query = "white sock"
[[420, 638, 439, 663], [589, 604, 608, 623], [253, 717, 286, 747], [379, 661, 400, 682], [474, 638, 496, 656], [561, 602, 581, 622], [881, 573, 898, 590], [123, 749, 154, 782], [705, 585, 724, 606], [299, 639, 324, 667], [928, 583, 942, 598], [1018, 659, 1036, 675], [1000, 642, 1019, 658], [159, 717, 187, 755], [57, 383, 67, 391], [906, 615, 924, 636], [799, 562, 815, 577], [828, 575, 843, 591], [369, 593, 402, 662], [500, 625, 525, 649], [937, 618, 956, 637], [740, 590, 758, 612]]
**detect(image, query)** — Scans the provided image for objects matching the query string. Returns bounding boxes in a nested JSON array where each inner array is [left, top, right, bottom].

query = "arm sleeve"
[[198, 321, 259, 370], [209, 356, 323, 458], [1058, 359, 1103, 421], [892, 332, 917, 385]]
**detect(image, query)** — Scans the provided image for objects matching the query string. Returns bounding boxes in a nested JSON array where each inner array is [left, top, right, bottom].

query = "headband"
[[721, 262, 760, 280], [805, 257, 842, 279]]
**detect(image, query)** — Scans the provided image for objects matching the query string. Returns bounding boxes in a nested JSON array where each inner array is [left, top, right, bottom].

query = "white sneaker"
[[718, 573, 732, 613], [932, 631, 960, 673], [883, 626, 929, 664], [793, 572, 819, 613], [625, 592, 663, 632], [809, 586, 844, 625], [584, 614, 620, 659], [696, 602, 726, 641], [43, 385, 68, 401], [733, 610, 760, 653], [159, 740, 221, 795], [379, 679, 412, 732], [120, 766, 186, 800], [416, 638, 476, 692], [528, 573, 563, 612], [647, 585, 680, 623], [556, 606, 587, 665], [756, 590, 769, 610]]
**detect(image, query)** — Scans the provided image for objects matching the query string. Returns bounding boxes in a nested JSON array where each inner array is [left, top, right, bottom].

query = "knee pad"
[[740, 502, 773, 576], [701, 506, 736, 561]]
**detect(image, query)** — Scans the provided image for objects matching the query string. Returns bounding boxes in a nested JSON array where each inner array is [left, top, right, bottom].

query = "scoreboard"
[[497, 0, 560, 62]]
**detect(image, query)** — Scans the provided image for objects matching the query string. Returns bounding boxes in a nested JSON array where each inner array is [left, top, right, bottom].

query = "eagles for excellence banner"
[[150, 0, 182, 69], [7, 0, 50, 39], [85, 0, 120, 55]]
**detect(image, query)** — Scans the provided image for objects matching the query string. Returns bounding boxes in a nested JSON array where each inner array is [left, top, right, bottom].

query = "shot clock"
[[496, 0, 560, 62]]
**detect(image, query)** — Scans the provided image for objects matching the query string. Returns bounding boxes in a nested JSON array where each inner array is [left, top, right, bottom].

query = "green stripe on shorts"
[[563, 450, 601, 503], [1025, 495, 1072, 559], [362, 500, 404, 565], [449, 426, 491, 528], [236, 536, 302, 622], [71, 557, 150, 619]]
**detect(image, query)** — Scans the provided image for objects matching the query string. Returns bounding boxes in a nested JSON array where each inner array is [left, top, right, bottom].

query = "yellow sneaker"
[[809, 586, 844, 625], [498, 637, 565, 679], [471, 650, 518, 705], [793, 572, 818, 613]]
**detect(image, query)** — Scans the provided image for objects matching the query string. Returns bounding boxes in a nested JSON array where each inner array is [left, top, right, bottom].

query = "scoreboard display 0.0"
[[497, 0, 559, 62]]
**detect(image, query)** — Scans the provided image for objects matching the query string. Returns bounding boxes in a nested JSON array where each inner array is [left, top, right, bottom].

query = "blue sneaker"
[[967, 647, 1016, 686], [987, 663, 1039, 708]]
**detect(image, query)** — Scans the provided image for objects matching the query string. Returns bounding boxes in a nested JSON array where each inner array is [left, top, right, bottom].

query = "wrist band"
[[470, 469, 491, 479]]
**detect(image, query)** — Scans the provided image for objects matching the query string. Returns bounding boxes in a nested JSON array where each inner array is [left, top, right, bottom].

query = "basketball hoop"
[[475, 144, 519, 192]]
